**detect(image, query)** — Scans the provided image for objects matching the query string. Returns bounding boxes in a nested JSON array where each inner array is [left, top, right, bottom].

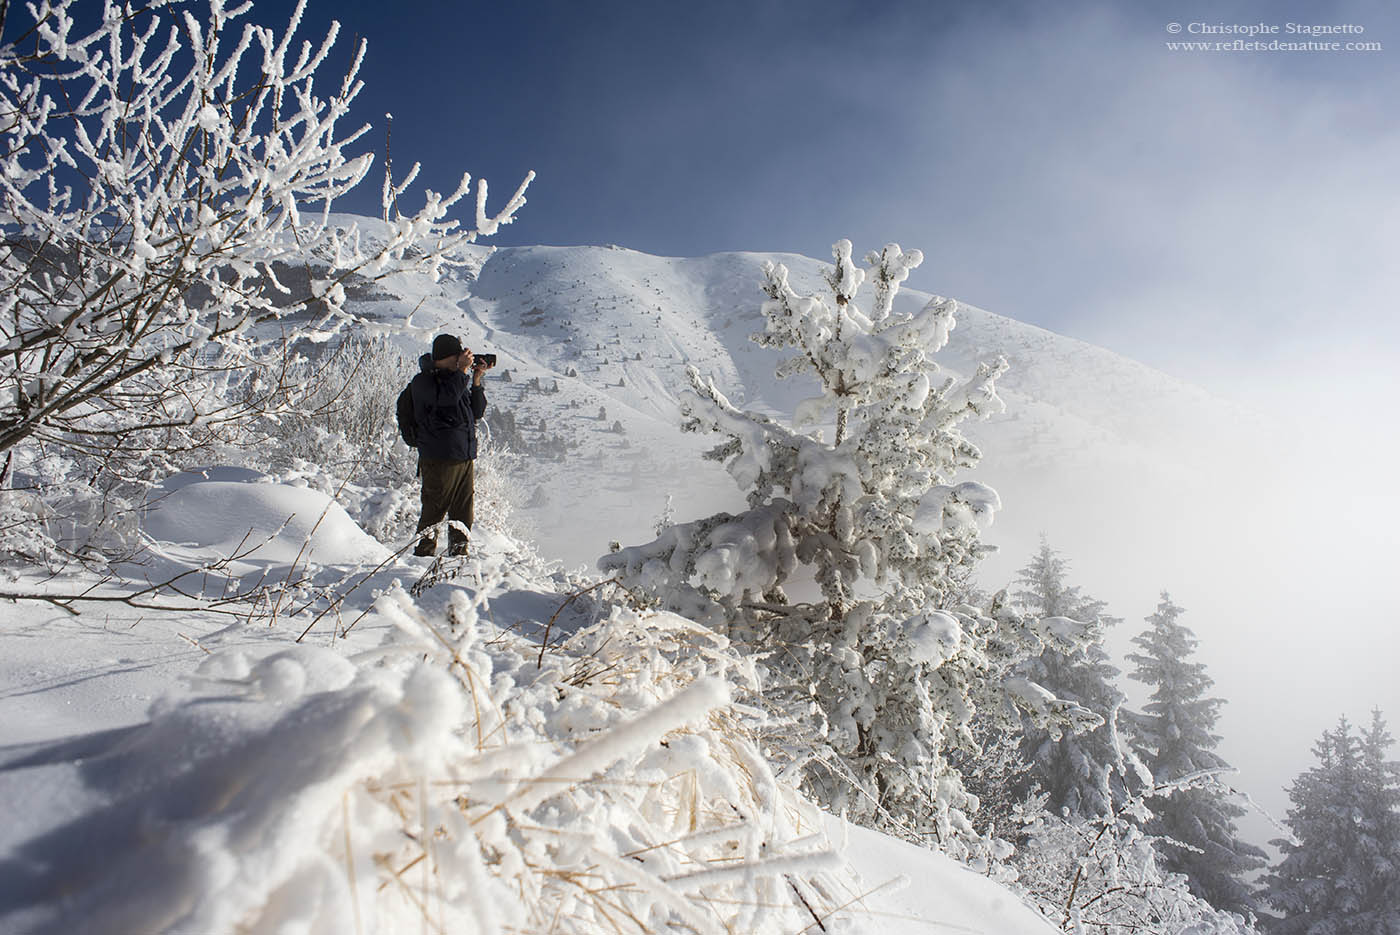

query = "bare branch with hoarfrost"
[[0, 0, 530, 473]]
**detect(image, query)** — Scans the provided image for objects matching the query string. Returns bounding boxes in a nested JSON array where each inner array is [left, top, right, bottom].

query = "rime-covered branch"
[[0, 0, 531, 467]]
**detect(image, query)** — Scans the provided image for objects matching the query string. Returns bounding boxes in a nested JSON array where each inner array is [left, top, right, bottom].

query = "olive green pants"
[[415, 458, 474, 555]]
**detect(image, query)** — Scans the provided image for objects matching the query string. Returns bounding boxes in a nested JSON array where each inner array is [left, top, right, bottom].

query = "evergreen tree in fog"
[[1010, 538, 1131, 819], [1128, 592, 1266, 918], [1262, 710, 1400, 933]]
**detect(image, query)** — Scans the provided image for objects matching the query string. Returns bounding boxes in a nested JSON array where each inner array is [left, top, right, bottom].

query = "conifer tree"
[[1358, 709, 1400, 917], [1128, 593, 1266, 918], [1010, 539, 1133, 819], [1262, 712, 1400, 933], [603, 241, 1097, 854]]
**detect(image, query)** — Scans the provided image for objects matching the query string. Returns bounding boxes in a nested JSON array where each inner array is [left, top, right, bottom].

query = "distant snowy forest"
[[0, 2, 1396, 934]]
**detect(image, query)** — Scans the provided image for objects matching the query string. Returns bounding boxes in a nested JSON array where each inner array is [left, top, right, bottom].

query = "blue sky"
[[252, 0, 1397, 408]]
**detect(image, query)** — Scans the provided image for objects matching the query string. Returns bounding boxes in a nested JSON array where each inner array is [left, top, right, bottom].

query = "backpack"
[[395, 382, 417, 447]]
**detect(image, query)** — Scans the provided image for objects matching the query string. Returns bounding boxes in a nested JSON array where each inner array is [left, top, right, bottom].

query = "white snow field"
[[0, 474, 1056, 933]]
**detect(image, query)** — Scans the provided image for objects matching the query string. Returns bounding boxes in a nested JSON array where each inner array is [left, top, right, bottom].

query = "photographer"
[[410, 334, 492, 557]]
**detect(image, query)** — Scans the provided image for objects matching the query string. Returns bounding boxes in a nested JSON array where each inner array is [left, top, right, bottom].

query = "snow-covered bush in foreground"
[[603, 241, 1095, 855], [0, 566, 869, 933], [0, 0, 530, 561]]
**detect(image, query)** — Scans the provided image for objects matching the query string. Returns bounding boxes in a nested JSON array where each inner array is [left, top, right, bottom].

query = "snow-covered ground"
[[3, 229, 1391, 929], [0, 473, 1056, 933]]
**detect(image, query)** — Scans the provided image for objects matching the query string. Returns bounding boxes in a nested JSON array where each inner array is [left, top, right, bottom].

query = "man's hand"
[[471, 354, 488, 386], [456, 349, 474, 373]]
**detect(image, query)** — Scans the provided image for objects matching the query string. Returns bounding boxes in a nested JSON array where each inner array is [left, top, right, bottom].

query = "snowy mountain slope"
[[3, 225, 1377, 928], [353, 239, 1270, 588], [338, 232, 1395, 865]]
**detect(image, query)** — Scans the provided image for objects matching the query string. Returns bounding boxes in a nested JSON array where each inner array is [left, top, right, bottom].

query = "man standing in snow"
[[411, 334, 490, 557]]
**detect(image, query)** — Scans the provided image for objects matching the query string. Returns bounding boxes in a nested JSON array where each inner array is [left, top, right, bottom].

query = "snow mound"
[[142, 478, 389, 566], [0, 644, 451, 934], [835, 817, 1058, 932]]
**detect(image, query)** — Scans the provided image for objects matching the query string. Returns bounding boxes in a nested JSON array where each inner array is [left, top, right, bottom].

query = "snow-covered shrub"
[[0, 487, 65, 572], [0, 0, 529, 496], [1012, 780, 1257, 935], [1, 567, 875, 933], [257, 336, 416, 482], [360, 590, 856, 933], [267, 337, 415, 471], [0, 452, 144, 570], [603, 241, 1091, 855], [470, 442, 533, 541]]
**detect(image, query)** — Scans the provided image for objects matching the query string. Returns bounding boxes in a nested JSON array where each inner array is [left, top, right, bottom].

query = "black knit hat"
[[432, 334, 463, 360]]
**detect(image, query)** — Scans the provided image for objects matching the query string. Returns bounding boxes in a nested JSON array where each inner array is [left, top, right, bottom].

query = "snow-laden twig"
[[0, 0, 532, 483]]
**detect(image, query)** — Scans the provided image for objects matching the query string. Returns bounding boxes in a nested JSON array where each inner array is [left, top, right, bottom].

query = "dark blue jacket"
[[410, 354, 487, 461]]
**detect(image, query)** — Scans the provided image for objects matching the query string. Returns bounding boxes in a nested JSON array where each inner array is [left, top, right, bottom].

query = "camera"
[[475, 353, 497, 368]]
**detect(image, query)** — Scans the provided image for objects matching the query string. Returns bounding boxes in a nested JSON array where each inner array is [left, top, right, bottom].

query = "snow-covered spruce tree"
[[0, 0, 530, 479], [602, 241, 1097, 854], [1261, 712, 1400, 934], [1128, 592, 1266, 918], [1008, 538, 1135, 820], [1358, 709, 1400, 921]]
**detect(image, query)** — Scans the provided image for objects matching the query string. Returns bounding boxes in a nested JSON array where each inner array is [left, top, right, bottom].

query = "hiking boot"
[[447, 540, 469, 558], [413, 538, 437, 557]]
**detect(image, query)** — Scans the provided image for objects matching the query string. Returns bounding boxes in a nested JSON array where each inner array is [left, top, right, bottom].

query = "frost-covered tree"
[[1009, 539, 1134, 820], [1014, 782, 1257, 935], [1359, 709, 1400, 916], [1262, 711, 1400, 934], [1128, 593, 1266, 918], [0, 0, 530, 476], [603, 241, 1096, 853]]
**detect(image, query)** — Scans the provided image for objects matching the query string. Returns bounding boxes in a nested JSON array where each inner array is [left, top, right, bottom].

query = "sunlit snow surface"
[[0, 477, 1055, 933]]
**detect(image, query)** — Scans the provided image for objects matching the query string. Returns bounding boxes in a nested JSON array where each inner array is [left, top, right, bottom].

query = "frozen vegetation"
[[2, 2, 1398, 934]]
